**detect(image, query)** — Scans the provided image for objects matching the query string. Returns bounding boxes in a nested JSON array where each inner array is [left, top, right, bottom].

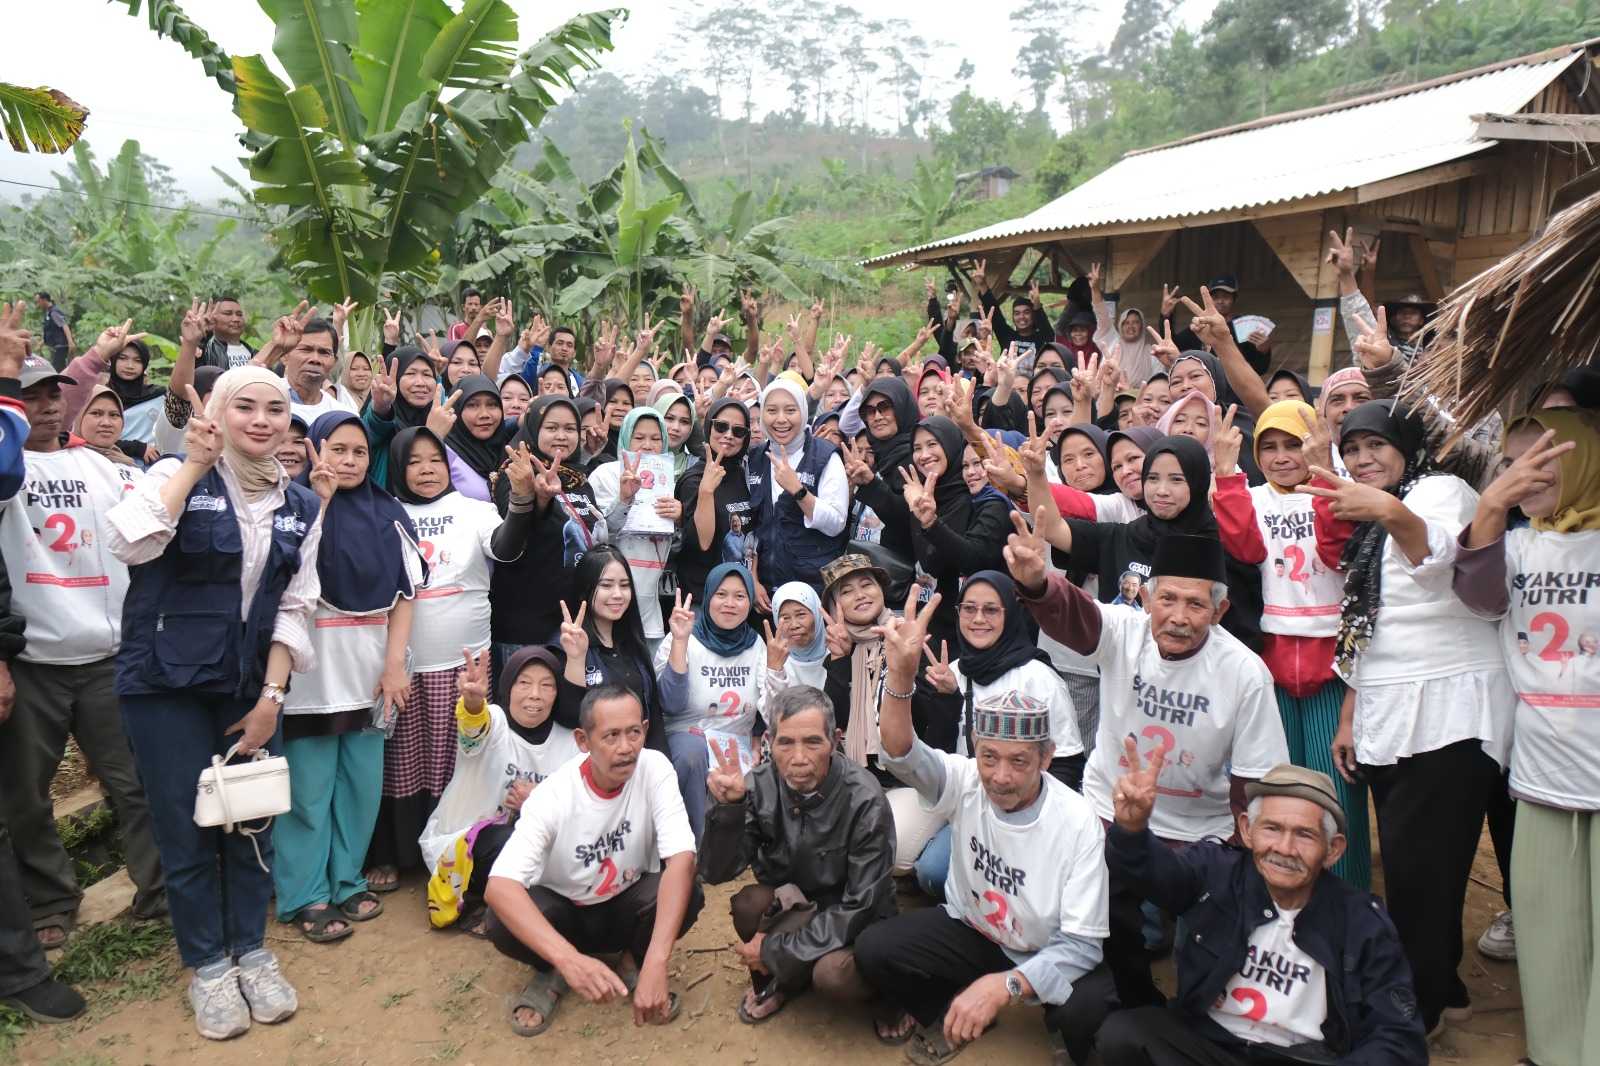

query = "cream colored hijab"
[[205, 367, 291, 497]]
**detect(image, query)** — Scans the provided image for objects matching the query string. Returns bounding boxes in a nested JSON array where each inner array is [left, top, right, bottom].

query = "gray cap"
[[1244, 764, 1347, 836], [18, 355, 73, 391]]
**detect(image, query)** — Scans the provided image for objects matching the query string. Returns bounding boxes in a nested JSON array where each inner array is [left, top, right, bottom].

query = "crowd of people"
[[0, 240, 1596, 1066]]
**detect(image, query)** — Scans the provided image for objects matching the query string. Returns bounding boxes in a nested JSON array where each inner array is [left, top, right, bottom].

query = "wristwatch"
[[1005, 971, 1025, 1005], [260, 682, 286, 706], [790, 483, 811, 501]]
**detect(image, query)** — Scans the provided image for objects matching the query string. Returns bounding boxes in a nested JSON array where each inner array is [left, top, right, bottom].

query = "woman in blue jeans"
[[106, 367, 331, 1042]]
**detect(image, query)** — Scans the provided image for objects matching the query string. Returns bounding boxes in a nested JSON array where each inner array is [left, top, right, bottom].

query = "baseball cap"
[[1245, 764, 1347, 836], [1207, 275, 1239, 293], [18, 355, 73, 391]]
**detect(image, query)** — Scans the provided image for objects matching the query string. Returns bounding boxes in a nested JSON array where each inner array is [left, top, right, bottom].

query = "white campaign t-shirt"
[[489, 749, 696, 905], [289, 387, 358, 426], [1209, 907, 1328, 1049], [1247, 482, 1343, 638], [923, 750, 1109, 952], [418, 704, 581, 872], [1, 448, 139, 664], [404, 492, 503, 672], [653, 636, 766, 738], [1086, 604, 1288, 842], [1499, 528, 1600, 809], [285, 605, 391, 713], [949, 658, 1085, 758]]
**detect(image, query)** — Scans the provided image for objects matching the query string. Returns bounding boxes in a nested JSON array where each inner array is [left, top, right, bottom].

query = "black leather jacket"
[[699, 756, 897, 993]]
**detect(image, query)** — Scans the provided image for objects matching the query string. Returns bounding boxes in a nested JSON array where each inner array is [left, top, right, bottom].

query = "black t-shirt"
[[674, 458, 752, 599]]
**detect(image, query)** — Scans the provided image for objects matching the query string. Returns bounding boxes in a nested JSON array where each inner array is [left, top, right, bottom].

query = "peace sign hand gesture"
[[842, 438, 875, 488], [618, 450, 642, 502], [874, 586, 942, 680], [180, 383, 224, 470], [1480, 427, 1575, 515], [1325, 227, 1358, 276], [457, 647, 491, 712], [382, 306, 402, 346], [1112, 735, 1166, 832], [705, 736, 748, 805], [1018, 410, 1050, 479], [1178, 287, 1229, 349], [426, 388, 461, 440], [559, 601, 589, 662], [923, 640, 957, 694], [369, 355, 399, 415], [823, 603, 853, 661], [902, 466, 939, 529], [698, 444, 727, 495], [179, 299, 213, 350], [1138, 314, 1174, 365], [1299, 408, 1333, 472], [761, 619, 790, 671], [271, 300, 316, 353], [332, 298, 359, 336], [1070, 350, 1099, 402], [1160, 283, 1182, 318], [771, 447, 803, 496], [503, 440, 538, 498], [304, 437, 338, 501], [667, 588, 695, 643], [1002, 510, 1050, 595], [1297, 466, 1401, 523], [0, 301, 31, 377], [1353, 307, 1396, 370], [92, 318, 146, 362], [1214, 404, 1242, 478]]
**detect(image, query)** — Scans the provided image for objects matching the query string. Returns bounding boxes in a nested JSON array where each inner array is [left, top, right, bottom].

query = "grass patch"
[[56, 805, 115, 851], [380, 988, 414, 1009], [0, 1002, 27, 1058], [54, 919, 173, 984]]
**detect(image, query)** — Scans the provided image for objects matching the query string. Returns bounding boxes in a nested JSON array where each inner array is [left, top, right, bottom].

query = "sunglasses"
[[862, 400, 896, 417], [710, 419, 749, 439]]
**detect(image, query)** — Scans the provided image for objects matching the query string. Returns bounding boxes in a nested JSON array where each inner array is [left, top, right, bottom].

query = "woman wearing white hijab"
[[107, 367, 331, 1041]]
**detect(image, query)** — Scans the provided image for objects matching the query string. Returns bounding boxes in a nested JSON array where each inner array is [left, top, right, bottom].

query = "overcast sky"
[[2, 0, 1213, 203]]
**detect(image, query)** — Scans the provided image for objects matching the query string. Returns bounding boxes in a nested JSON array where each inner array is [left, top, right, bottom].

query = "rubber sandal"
[[509, 971, 566, 1037], [288, 904, 353, 944], [905, 1024, 965, 1066], [33, 913, 75, 951], [873, 1007, 916, 1046], [736, 987, 785, 1025], [336, 891, 384, 922], [364, 866, 400, 894]]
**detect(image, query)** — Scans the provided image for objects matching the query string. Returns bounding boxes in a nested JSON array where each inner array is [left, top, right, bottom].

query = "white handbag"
[[194, 743, 291, 872]]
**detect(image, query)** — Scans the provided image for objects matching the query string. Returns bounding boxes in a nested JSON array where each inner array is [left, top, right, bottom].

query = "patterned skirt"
[[382, 667, 461, 800]]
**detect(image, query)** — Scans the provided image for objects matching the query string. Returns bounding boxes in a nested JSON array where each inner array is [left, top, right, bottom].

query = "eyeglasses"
[[863, 400, 896, 417], [709, 419, 749, 439], [958, 603, 1005, 620]]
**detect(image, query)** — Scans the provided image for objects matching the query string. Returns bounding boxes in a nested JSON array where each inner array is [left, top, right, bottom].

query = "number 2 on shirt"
[[594, 857, 621, 898], [1530, 611, 1572, 663], [44, 513, 76, 552]]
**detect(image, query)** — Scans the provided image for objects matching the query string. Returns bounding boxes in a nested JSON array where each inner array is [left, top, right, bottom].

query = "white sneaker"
[[237, 949, 298, 1024], [1477, 909, 1516, 961], [189, 961, 250, 1040]]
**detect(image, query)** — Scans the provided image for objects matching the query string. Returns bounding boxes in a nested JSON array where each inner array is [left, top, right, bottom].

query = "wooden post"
[[1307, 211, 1344, 384]]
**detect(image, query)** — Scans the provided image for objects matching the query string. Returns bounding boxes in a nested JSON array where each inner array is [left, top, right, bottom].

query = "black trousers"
[[853, 905, 1116, 1065], [485, 871, 704, 972], [1099, 1005, 1304, 1065], [1366, 738, 1499, 1030], [0, 816, 50, 998], [1485, 767, 1514, 908]]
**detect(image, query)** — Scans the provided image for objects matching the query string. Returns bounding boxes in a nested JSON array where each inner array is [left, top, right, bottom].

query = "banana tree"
[[120, 0, 623, 341], [0, 83, 89, 153]]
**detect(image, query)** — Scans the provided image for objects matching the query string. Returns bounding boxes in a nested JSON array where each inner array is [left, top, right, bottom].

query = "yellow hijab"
[[1252, 399, 1317, 493], [1506, 408, 1600, 532]]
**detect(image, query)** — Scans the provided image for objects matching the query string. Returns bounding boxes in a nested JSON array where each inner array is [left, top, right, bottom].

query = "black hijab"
[[1333, 400, 1432, 674], [861, 376, 917, 478], [1266, 368, 1316, 405], [914, 416, 973, 528], [704, 397, 753, 462], [443, 339, 481, 389], [1027, 367, 1070, 414], [107, 338, 165, 408], [508, 395, 587, 493], [1125, 434, 1217, 556], [496, 645, 564, 745], [599, 379, 633, 458], [538, 363, 575, 397], [386, 345, 437, 431], [874, 356, 904, 378], [957, 571, 1051, 685], [388, 426, 453, 504], [296, 412, 419, 614], [1055, 424, 1115, 494], [444, 373, 514, 480]]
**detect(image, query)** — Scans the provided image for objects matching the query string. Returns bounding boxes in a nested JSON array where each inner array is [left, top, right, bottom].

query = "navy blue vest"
[[116, 467, 321, 699], [746, 432, 847, 591]]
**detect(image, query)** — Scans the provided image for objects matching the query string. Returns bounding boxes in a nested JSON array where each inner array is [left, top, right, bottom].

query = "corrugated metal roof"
[[864, 47, 1583, 268]]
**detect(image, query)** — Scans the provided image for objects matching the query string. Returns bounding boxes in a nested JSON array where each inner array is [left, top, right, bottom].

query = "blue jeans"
[[666, 732, 710, 841], [121, 692, 281, 970], [914, 824, 952, 901]]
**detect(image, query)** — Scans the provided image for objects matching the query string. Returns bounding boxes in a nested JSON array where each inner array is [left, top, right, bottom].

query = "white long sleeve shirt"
[[765, 434, 848, 538]]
